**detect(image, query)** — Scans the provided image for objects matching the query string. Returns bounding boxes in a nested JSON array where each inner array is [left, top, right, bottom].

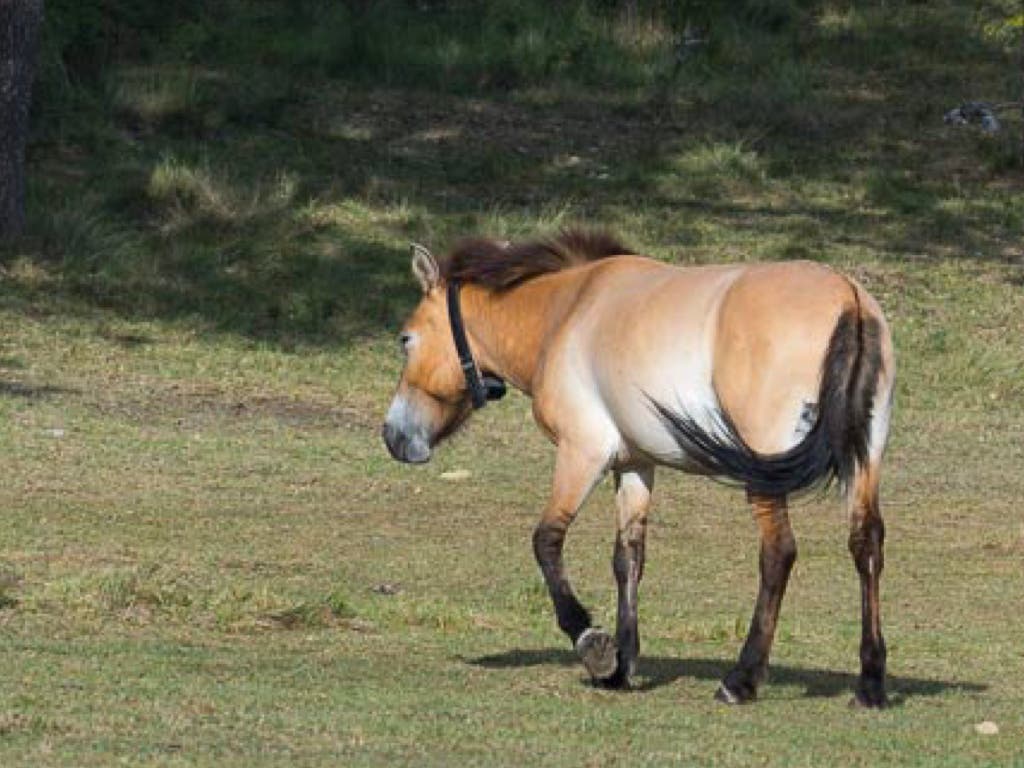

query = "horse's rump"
[[652, 304, 885, 496]]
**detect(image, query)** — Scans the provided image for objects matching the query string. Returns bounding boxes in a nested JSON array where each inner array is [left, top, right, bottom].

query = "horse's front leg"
[[717, 493, 797, 704], [598, 466, 655, 689], [532, 444, 610, 677]]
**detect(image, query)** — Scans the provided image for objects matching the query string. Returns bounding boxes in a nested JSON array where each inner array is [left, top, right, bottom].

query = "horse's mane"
[[441, 228, 633, 291]]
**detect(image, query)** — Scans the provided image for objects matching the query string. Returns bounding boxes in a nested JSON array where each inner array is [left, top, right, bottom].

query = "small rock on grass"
[[974, 721, 999, 735]]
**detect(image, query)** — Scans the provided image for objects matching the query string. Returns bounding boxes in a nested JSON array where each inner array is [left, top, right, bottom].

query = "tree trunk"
[[0, 0, 44, 241]]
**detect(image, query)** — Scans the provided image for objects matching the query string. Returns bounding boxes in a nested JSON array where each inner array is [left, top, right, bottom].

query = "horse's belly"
[[597, 327, 819, 466], [605, 375, 723, 471]]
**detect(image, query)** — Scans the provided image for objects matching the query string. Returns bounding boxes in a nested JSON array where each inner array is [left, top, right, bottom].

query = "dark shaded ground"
[[3, 2, 1021, 348]]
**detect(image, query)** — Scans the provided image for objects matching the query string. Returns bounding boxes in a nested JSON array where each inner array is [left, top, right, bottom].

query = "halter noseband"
[[446, 281, 507, 409]]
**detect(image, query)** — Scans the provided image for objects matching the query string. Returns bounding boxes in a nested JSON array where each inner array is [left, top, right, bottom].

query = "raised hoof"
[[575, 627, 618, 681], [714, 683, 756, 705], [850, 686, 889, 709]]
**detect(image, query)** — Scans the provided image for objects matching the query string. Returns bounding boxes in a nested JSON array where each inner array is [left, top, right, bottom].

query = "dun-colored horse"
[[382, 230, 895, 707]]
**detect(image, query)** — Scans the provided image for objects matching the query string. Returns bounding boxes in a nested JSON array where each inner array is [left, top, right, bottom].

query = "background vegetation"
[[2, 1, 1022, 765]]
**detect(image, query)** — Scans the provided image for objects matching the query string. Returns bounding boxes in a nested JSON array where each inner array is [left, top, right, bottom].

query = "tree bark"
[[1, 0, 44, 241]]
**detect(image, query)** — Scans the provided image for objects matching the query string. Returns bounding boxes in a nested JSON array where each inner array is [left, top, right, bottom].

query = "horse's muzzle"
[[382, 422, 431, 464]]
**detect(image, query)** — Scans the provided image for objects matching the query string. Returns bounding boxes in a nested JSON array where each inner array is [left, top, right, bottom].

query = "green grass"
[[2, 0, 1024, 765]]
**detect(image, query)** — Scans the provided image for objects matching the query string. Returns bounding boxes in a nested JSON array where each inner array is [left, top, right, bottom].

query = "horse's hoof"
[[595, 664, 631, 690], [850, 687, 889, 709], [714, 683, 755, 705], [575, 628, 618, 680]]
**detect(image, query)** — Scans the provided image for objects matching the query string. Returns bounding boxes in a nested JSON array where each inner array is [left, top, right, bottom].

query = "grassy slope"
[[2, 2, 1024, 765]]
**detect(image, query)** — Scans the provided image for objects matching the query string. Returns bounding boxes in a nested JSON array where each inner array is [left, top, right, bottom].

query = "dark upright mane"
[[440, 229, 633, 291]]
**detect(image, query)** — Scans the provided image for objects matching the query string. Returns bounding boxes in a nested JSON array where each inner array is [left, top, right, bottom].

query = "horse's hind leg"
[[717, 493, 797, 704], [533, 445, 608, 674], [848, 462, 888, 707], [595, 466, 654, 689]]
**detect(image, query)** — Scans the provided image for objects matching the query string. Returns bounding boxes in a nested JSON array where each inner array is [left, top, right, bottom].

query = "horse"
[[382, 230, 895, 707]]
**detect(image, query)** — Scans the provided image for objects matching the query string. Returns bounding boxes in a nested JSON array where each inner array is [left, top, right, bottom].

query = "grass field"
[[2, 1, 1024, 765]]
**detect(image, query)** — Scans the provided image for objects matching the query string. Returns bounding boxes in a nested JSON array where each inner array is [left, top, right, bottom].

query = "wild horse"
[[382, 230, 895, 707]]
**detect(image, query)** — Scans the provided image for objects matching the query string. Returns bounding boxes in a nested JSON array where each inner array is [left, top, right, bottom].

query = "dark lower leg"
[[596, 468, 652, 688], [533, 522, 591, 643], [850, 513, 887, 707], [603, 522, 645, 687], [719, 495, 796, 703]]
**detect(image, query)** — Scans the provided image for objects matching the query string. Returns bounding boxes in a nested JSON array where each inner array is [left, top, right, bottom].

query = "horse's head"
[[382, 244, 474, 463]]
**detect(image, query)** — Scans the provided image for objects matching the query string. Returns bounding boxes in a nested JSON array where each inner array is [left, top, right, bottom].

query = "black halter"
[[447, 281, 507, 409]]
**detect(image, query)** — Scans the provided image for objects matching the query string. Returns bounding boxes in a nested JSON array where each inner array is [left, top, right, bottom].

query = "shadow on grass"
[[468, 648, 986, 703], [0, 381, 77, 400]]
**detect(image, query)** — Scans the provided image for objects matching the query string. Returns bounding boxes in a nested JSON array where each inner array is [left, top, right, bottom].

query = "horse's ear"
[[410, 243, 440, 293]]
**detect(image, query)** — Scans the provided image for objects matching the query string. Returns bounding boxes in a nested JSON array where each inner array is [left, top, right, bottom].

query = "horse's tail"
[[652, 298, 884, 497]]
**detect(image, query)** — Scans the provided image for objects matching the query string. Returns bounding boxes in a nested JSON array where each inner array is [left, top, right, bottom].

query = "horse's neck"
[[461, 273, 581, 395]]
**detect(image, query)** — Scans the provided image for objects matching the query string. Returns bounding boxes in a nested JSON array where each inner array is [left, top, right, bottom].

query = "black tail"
[[652, 307, 883, 497]]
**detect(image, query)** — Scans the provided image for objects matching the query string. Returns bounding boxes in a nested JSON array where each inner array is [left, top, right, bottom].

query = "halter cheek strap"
[[446, 281, 507, 409]]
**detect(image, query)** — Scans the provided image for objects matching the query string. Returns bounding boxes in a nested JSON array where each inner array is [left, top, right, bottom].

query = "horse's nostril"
[[382, 423, 403, 457]]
